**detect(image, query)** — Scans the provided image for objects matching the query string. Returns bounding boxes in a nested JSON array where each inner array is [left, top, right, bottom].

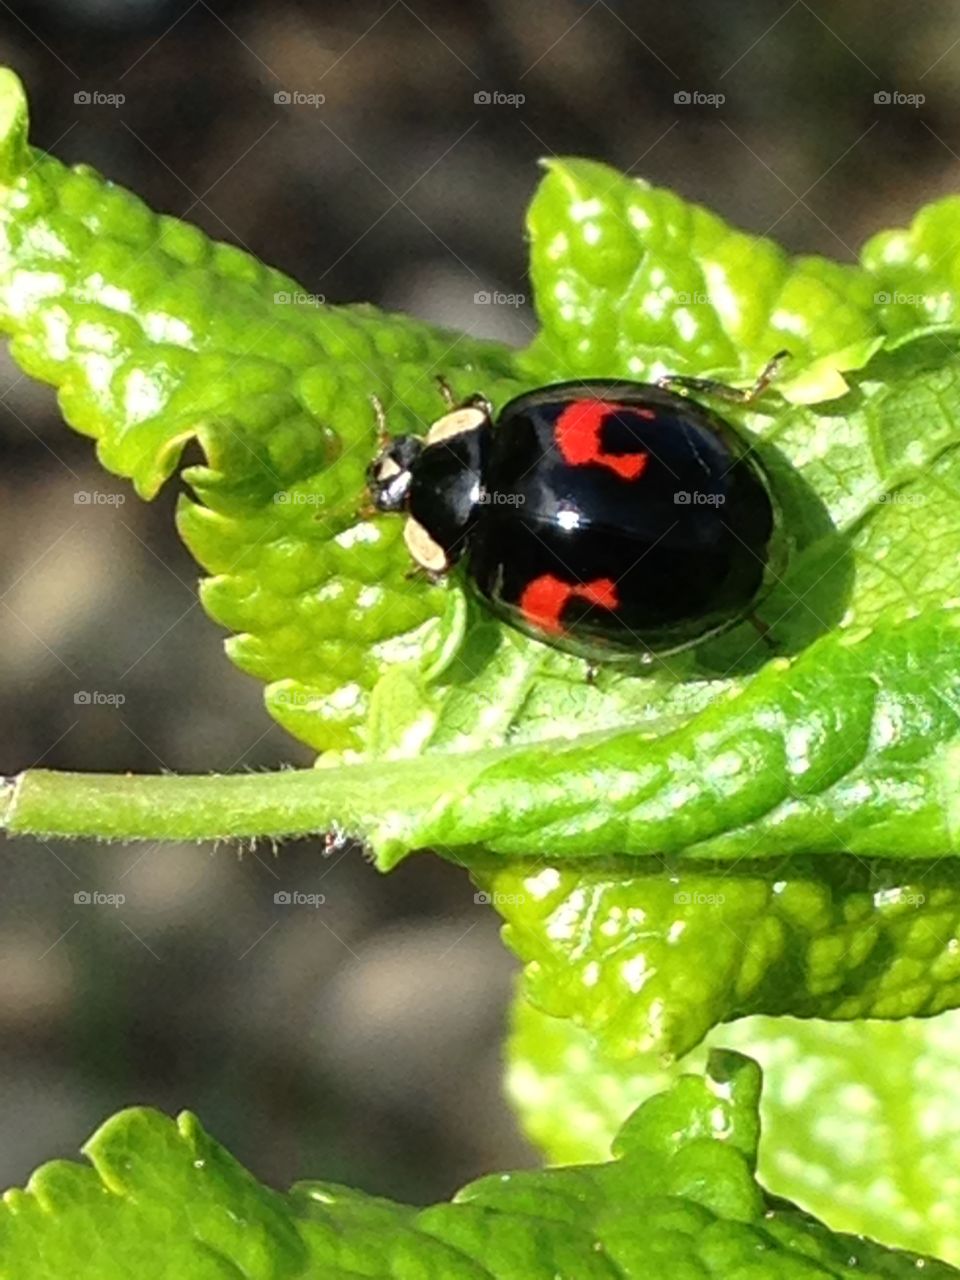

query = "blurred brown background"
[[0, 0, 956, 1201]]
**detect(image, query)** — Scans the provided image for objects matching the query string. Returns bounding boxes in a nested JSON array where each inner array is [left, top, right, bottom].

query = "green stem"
[[1, 767, 379, 845], [0, 742, 508, 866]]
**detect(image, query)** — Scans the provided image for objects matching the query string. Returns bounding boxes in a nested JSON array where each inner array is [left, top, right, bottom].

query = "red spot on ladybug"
[[555, 400, 650, 481], [519, 573, 620, 634]]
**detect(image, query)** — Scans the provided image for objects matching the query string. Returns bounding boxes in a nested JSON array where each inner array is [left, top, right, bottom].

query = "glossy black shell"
[[407, 380, 779, 659]]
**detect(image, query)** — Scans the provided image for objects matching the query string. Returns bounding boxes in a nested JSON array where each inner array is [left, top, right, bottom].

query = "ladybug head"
[[367, 435, 423, 513]]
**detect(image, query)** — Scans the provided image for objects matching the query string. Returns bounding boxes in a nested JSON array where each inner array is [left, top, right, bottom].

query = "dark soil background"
[[0, 0, 954, 1201]]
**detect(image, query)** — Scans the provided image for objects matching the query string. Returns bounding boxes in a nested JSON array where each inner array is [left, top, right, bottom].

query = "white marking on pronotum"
[[425, 406, 488, 446]]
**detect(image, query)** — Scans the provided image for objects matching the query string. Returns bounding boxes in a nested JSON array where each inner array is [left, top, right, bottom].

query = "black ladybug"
[[367, 356, 787, 662]]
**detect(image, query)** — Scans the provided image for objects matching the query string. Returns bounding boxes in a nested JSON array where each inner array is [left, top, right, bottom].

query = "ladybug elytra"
[[367, 358, 786, 663]]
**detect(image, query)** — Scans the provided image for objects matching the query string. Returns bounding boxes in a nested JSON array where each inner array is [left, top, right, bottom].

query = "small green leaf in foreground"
[[1, 1051, 954, 1279], [508, 998, 960, 1266]]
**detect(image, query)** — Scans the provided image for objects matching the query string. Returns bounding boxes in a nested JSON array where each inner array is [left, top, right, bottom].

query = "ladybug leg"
[[323, 828, 349, 856], [657, 350, 791, 406], [746, 610, 777, 650], [741, 349, 792, 402], [436, 375, 493, 420], [405, 564, 446, 586]]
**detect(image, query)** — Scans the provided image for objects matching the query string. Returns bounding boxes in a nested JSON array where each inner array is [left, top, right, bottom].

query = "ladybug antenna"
[[436, 374, 456, 410], [371, 393, 391, 449]]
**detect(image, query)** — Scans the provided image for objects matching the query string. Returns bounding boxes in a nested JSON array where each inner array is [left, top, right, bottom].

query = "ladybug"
[[366, 355, 787, 663]]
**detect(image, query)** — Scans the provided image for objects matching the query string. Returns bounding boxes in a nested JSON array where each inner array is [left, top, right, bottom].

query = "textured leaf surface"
[[0, 68, 523, 753], [864, 194, 960, 339], [483, 855, 960, 1062], [1, 1052, 954, 1279], [518, 156, 883, 398], [507, 999, 960, 1265]]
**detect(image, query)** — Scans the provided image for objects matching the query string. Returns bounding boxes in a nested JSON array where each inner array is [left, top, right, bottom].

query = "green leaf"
[[734, 1015, 960, 1266], [863, 194, 960, 339], [1, 1054, 955, 1279], [483, 854, 960, 1063], [507, 987, 673, 1165], [0, 67, 525, 754], [507, 999, 960, 1266], [519, 156, 883, 401]]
